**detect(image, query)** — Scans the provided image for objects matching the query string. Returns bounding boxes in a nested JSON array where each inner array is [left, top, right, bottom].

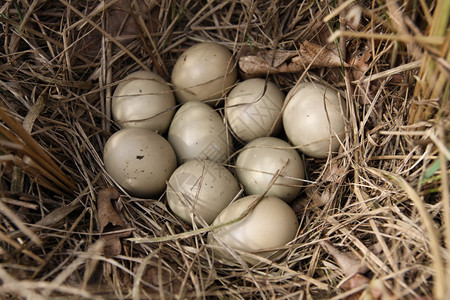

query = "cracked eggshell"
[[103, 128, 177, 198], [112, 70, 176, 134], [235, 137, 305, 203], [166, 159, 241, 225], [283, 82, 346, 158], [167, 101, 233, 163], [171, 42, 238, 104], [225, 78, 284, 143], [208, 195, 298, 264]]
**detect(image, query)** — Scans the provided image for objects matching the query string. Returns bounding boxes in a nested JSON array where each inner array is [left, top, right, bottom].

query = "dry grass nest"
[[0, 0, 449, 299]]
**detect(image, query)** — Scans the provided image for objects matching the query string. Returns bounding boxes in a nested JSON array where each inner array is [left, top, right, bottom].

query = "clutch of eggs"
[[103, 42, 348, 265]]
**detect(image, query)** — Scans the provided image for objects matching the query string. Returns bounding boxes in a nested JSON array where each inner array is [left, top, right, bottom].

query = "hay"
[[0, 0, 448, 299]]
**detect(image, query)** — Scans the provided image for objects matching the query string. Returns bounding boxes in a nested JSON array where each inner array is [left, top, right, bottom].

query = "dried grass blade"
[[132, 6, 169, 79], [367, 167, 446, 299], [21, 157, 70, 194], [32, 207, 88, 279], [0, 230, 44, 263], [129, 224, 212, 243], [0, 154, 67, 195], [438, 125, 450, 289], [18, 0, 40, 31], [35, 204, 82, 228], [0, 266, 46, 300], [352, 60, 421, 84], [0, 105, 76, 193], [42, 240, 105, 299], [0, 197, 38, 210], [27, 70, 93, 89], [132, 249, 161, 300], [326, 215, 390, 274], [7, 201, 80, 241], [0, 14, 91, 65], [0, 200, 42, 246], [131, 162, 285, 243], [328, 30, 445, 45], [408, 0, 450, 124], [59, 0, 149, 72]]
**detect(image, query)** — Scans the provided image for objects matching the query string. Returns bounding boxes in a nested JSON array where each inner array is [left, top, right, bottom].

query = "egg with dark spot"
[[104, 128, 177, 198]]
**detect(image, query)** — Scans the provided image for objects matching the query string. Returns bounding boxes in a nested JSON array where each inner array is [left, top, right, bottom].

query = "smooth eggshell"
[[171, 42, 238, 104], [166, 159, 240, 225], [235, 137, 305, 203], [167, 101, 233, 163], [103, 128, 177, 198], [225, 78, 284, 142], [208, 195, 298, 264], [283, 82, 346, 158], [112, 70, 176, 134]]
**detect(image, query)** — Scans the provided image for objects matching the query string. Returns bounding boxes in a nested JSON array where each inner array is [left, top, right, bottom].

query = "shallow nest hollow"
[[0, 0, 449, 299]]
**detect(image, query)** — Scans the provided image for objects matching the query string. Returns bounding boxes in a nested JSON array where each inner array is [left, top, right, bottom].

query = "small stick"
[[238, 41, 348, 79]]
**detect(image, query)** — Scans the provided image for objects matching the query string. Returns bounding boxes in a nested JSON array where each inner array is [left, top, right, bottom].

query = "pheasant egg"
[[235, 137, 305, 203], [225, 78, 284, 143], [112, 70, 176, 134], [103, 128, 177, 198], [166, 159, 240, 226], [171, 42, 237, 104], [283, 82, 346, 158], [208, 195, 298, 264], [167, 101, 233, 163]]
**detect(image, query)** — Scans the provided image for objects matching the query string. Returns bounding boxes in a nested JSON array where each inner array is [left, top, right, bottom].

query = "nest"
[[0, 0, 449, 299]]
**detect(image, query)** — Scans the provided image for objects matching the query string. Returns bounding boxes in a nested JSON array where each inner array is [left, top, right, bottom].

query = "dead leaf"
[[238, 41, 348, 78], [36, 204, 82, 227], [321, 241, 396, 300], [320, 241, 368, 276], [340, 273, 371, 300], [97, 187, 132, 257]]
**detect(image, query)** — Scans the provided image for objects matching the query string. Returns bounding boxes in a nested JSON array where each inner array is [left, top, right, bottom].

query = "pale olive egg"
[[171, 42, 238, 104], [112, 70, 175, 134], [167, 101, 233, 163], [166, 159, 240, 226], [235, 137, 305, 203], [208, 195, 298, 264], [225, 78, 284, 143], [283, 82, 346, 158], [103, 128, 177, 198]]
